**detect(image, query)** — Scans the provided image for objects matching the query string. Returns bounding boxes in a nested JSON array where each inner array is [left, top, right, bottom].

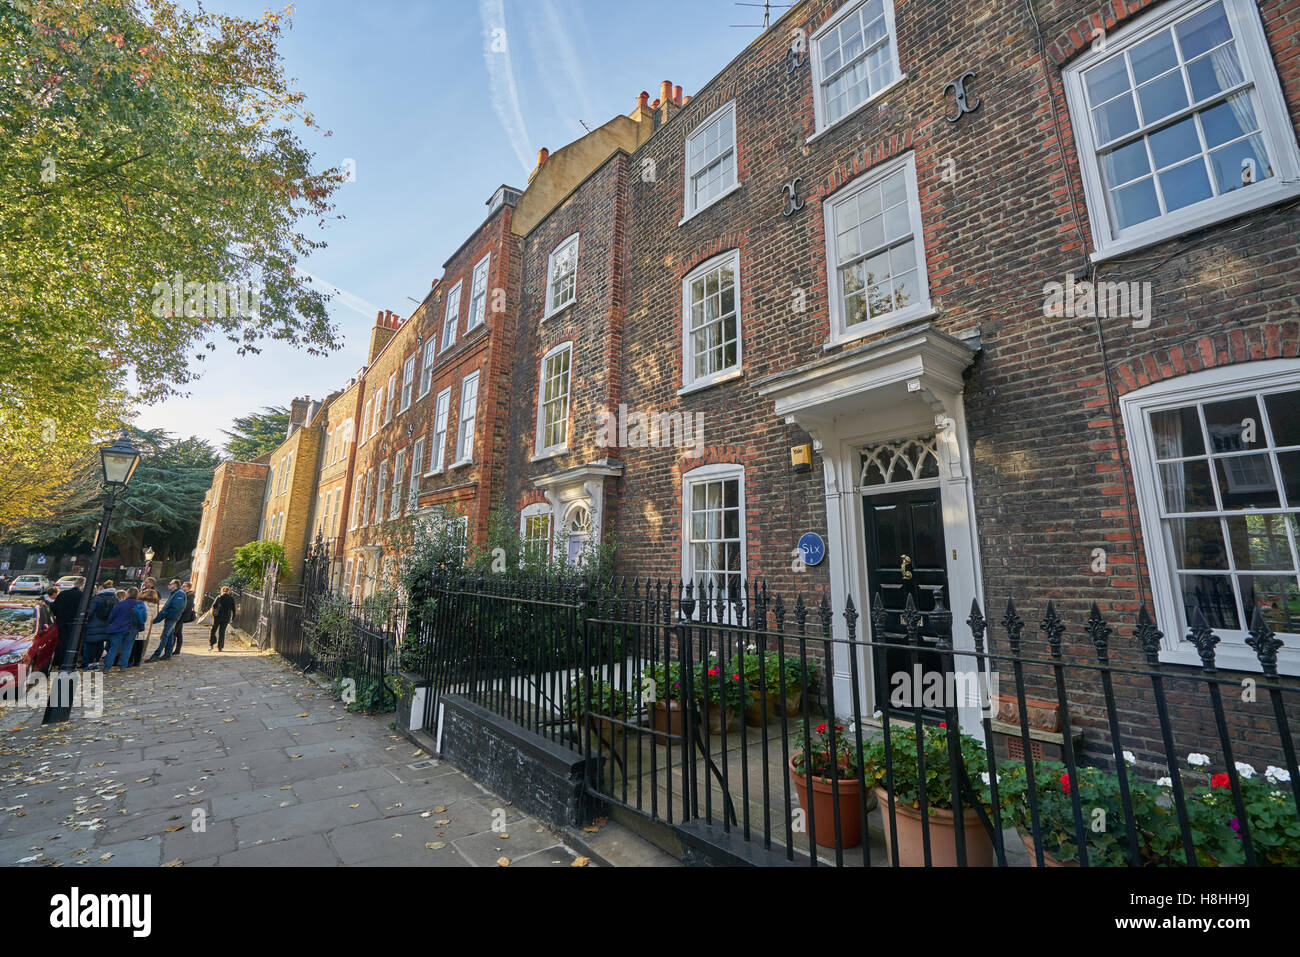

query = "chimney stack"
[[637, 91, 649, 110], [660, 80, 673, 106]]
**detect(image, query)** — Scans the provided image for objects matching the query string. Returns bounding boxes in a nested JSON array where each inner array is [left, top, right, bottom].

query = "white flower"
[[1265, 766, 1292, 785], [872, 710, 883, 720], [1188, 752, 1210, 767], [1156, 777, 1172, 787], [1123, 750, 1136, 766], [746, 643, 756, 652], [979, 771, 1002, 786], [708, 650, 717, 658], [1234, 761, 1256, 779]]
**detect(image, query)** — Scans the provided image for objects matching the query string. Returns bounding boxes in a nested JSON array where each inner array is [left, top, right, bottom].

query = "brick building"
[[258, 396, 326, 585], [306, 379, 362, 590], [190, 457, 271, 600], [191, 0, 1300, 766]]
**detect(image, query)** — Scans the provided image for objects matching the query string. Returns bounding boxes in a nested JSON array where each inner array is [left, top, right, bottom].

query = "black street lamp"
[[43, 433, 141, 723]]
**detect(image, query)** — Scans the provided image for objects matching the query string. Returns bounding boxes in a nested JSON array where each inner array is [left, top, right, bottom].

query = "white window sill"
[[448, 458, 473, 471], [679, 181, 743, 226], [424, 467, 444, 478], [823, 305, 939, 351], [543, 300, 575, 323], [807, 74, 908, 146], [1089, 180, 1300, 263], [1159, 640, 1300, 678], [678, 367, 743, 396], [531, 447, 568, 463]]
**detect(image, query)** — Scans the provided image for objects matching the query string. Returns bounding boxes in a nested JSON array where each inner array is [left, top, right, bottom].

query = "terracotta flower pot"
[[1018, 829, 1080, 867], [744, 699, 767, 727], [874, 787, 995, 866], [774, 688, 803, 718], [651, 700, 685, 737], [790, 757, 873, 848], [704, 703, 740, 735]]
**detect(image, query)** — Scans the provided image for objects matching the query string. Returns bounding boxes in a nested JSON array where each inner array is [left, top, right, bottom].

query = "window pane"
[[1204, 395, 1264, 451], [1152, 406, 1206, 459], [1169, 517, 1228, 569], [1209, 133, 1271, 193], [1104, 139, 1152, 186], [1085, 56, 1131, 104], [1137, 70, 1188, 125], [1175, 2, 1232, 60], [1130, 30, 1179, 85], [1200, 92, 1259, 148], [1214, 454, 1279, 509], [1161, 459, 1216, 511], [1093, 94, 1140, 143], [1227, 514, 1296, 571], [1179, 573, 1241, 629], [1149, 116, 1202, 169], [1239, 575, 1300, 634], [1159, 158, 1213, 211], [1112, 177, 1161, 229], [1186, 44, 1243, 101], [1267, 391, 1300, 447]]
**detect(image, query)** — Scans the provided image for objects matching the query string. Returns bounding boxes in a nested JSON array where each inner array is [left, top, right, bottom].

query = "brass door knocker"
[[900, 554, 913, 580]]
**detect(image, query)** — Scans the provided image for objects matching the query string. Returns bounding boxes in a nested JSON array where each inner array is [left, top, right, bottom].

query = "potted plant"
[[862, 721, 996, 866], [693, 656, 749, 734], [646, 661, 687, 736], [566, 677, 634, 752], [790, 719, 876, 849], [735, 648, 818, 723]]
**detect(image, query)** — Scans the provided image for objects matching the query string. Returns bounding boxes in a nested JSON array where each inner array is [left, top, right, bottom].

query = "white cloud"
[[479, 0, 533, 176]]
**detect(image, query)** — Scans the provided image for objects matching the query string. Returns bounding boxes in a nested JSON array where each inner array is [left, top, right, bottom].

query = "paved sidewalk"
[[0, 635, 586, 867]]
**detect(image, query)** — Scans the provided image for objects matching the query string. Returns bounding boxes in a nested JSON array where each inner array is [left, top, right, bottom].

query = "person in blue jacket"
[[103, 587, 148, 671], [146, 579, 186, 662], [81, 580, 119, 669]]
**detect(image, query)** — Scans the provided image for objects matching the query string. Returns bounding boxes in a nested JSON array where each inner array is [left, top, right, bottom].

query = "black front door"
[[862, 487, 951, 718]]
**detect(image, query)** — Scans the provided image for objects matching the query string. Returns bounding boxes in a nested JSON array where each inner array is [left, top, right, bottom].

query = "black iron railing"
[[405, 573, 1300, 867]]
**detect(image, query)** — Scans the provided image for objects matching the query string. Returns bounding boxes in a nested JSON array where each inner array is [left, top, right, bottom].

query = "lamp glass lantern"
[[100, 433, 142, 487]]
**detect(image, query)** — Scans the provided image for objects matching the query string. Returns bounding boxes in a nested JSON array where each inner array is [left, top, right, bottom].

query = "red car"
[[0, 600, 59, 687]]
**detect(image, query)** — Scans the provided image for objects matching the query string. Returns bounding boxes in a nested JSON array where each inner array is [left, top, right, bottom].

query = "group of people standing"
[[43, 577, 236, 671]]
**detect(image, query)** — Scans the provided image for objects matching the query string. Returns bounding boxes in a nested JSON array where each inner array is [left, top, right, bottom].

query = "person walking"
[[50, 578, 83, 664], [133, 578, 160, 666], [103, 587, 147, 671], [81, 580, 118, 669], [146, 579, 186, 661], [173, 582, 196, 656], [209, 586, 236, 651]]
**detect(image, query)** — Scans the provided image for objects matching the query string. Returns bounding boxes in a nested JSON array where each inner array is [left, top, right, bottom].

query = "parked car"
[[0, 600, 59, 683], [7, 575, 51, 596], [54, 576, 86, 592]]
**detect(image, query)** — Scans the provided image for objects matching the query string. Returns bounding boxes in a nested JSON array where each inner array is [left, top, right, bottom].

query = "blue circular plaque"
[[798, 532, 826, 566]]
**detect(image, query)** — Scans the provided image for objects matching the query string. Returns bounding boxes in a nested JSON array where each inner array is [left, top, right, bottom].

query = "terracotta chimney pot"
[[651, 98, 660, 109], [673, 85, 683, 105], [660, 80, 672, 105], [637, 91, 649, 109], [537, 147, 549, 168]]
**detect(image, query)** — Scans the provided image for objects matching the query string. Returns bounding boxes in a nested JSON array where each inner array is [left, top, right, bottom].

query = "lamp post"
[[43, 433, 141, 724], [143, 545, 154, 581]]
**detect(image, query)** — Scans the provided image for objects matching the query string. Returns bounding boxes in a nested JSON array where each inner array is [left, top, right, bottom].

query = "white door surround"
[[757, 324, 985, 729]]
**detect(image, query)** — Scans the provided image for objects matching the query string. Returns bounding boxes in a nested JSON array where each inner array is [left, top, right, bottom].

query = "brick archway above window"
[[676, 446, 753, 479], [1048, 0, 1164, 67], [1111, 323, 1300, 397], [680, 234, 746, 278]]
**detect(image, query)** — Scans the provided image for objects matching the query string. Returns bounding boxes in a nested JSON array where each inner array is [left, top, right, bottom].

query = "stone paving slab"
[[1, 633, 587, 867]]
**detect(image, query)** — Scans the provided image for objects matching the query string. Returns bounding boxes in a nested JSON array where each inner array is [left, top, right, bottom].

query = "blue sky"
[[136, 0, 774, 448]]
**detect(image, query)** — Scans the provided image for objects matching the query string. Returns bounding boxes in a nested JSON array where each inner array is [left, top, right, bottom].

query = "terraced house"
[[194, 0, 1300, 776]]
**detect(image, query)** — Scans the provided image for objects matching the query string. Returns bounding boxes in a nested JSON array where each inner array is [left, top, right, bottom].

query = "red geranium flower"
[[817, 722, 827, 735], [1211, 772, 1231, 789], [707, 666, 719, 677], [1059, 771, 1071, 794], [732, 673, 740, 681], [939, 722, 947, 728]]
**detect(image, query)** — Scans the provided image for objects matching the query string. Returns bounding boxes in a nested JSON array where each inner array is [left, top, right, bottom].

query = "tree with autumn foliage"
[[0, 0, 347, 529]]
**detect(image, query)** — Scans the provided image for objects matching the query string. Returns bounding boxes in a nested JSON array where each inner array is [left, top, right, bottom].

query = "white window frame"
[[544, 233, 579, 318], [821, 151, 932, 347], [468, 252, 491, 330], [680, 249, 743, 392], [1063, 0, 1300, 260], [385, 372, 396, 424], [419, 337, 437, 397], [401, 355, 415, 412], [680, 462, 748, 621], [441, 280, 462, 351], [520, 502, 553, 563], [391, 449, 406, 519], [409, 436, 424, 509], [344, 558, 354, 593], [428, 387, 452, 474], [454, 371, 480, 465], [363, 469, 374, 527], [351, 484, 363, 530], [1120, 359, 1300, 675], [331, 487, 343, 538], [809, 0, 905, 140], [682, 100, 740, 222], [376, 460, 388, 524], [534, 342, 572, 457]]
